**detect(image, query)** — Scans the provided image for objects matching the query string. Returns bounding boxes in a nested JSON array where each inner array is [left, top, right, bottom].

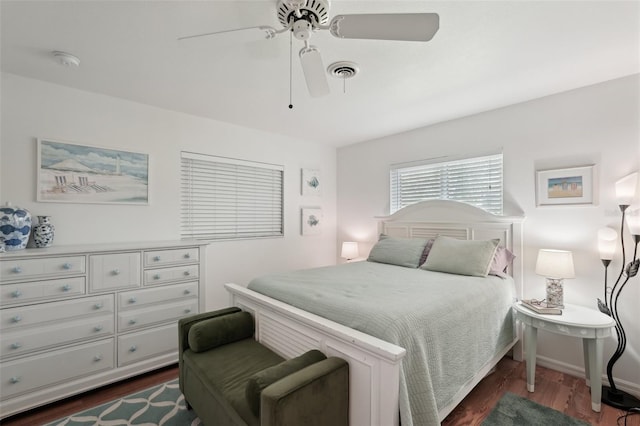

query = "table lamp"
[[341, 242, 359, 261], [535, 249, 575, 308]]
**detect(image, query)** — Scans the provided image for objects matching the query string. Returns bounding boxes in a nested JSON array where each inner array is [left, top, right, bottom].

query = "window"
[[390, 153, 503, 215], [181, 152, 284, 240]]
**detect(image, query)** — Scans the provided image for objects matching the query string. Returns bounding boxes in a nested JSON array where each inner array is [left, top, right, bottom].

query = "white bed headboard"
[[377, 199, 525, 299]]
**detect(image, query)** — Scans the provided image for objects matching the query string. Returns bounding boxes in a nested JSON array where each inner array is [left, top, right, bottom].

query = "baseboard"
[[536, 355, 640, 399]]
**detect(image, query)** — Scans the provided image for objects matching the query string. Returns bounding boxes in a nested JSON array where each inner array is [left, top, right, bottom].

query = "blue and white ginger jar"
[[0, 204, 32, 251], [33, 215, 55, 248]]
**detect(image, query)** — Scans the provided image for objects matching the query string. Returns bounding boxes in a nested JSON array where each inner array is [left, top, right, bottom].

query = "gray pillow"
[[367, 235, 430, 268], [420, 236, 499, 277]]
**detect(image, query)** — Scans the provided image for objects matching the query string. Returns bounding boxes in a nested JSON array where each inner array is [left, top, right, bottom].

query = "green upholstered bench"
[[178, 307, 349, 426]]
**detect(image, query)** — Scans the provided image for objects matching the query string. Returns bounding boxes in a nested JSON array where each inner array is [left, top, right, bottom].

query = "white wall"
[[0, 73, 337, 310], [337, 74, 640, 395]]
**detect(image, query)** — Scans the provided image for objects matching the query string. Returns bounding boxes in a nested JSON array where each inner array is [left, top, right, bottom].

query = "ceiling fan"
[[179, 0, 439, 98]]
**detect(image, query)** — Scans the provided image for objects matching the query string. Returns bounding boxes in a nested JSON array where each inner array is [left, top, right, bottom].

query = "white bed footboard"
[[225, 283, 406, 426]]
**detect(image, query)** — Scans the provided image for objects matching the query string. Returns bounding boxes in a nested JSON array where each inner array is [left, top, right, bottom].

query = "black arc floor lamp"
[[597, 172, 640, 410]]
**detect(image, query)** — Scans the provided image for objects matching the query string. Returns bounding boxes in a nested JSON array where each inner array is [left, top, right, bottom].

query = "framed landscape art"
[[37, 139, 149, 205], [536, 165, 595, 206]]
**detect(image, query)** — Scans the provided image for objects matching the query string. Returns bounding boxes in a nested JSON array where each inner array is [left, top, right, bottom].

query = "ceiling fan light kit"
[[179, 0, 439, 98]]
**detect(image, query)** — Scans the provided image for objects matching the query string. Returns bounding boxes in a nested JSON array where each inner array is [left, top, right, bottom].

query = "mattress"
[[248, 261, 516, 426]]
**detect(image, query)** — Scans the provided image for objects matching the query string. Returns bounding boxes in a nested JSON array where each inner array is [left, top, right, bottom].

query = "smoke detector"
[[52, 51, 80, 67]]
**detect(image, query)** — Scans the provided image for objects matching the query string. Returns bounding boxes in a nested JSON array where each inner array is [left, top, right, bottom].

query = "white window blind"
[[390, 153, 503, 215], [181, 152, 284, 240]]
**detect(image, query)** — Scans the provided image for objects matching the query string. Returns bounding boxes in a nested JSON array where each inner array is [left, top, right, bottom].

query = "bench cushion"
[[183, 337, 285, 425], [245, 349, 327, 416], [188, 311, 254, 353]]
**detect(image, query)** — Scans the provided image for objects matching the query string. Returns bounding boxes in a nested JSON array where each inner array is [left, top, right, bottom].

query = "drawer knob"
[[12, 290, 22, 298], [184, 289, 191, 295], [184, 308, 192, 314], [12, 266, 22, 274], [153, 256, 161, 261], [94, 355, 103, 362], [111, 269, 121, 276], [62, 263, 72, 270], [94, 325, 104, 332], [184, 253, 191, 259], [184, 271, 191, 276], [12, 315, 22, 323], [129, 297, 137, 304], [129, 345, 137, 352], [11, 342, 22, 349], [10, 376, 21, 384], [62, 284, 72, 292], [94, 303, 104, 310], [129, 319, 137, 325], [153, 274, 161, 280]]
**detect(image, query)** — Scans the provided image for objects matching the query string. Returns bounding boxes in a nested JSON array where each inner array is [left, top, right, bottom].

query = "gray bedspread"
[[248, 261, 516, 426]]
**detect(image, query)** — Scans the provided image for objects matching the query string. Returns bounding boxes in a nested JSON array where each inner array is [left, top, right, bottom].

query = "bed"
[[225, 200, 524, 426]]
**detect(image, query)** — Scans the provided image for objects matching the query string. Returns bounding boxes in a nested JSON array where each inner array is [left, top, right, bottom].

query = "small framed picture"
[[301, 208, 322, 235], [536, 165, 595, 206], [301, 168, 321, 196]]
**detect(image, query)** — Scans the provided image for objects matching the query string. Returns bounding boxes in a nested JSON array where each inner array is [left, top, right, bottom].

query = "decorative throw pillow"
[[188, 311, 254, 353], [245, 349, 327, 416], [489, 246, 516, 278], [367, 235, 430, 268], [418, 238, 435, 266], [421, 236, 500, 277]]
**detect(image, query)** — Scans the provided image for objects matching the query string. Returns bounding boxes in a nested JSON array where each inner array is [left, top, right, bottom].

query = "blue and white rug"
[[46, 379, 201, 426]]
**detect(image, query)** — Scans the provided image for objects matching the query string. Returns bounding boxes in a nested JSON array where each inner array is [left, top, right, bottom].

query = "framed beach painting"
[[536, 165, 595, 206], [37, 139, 149, 205]]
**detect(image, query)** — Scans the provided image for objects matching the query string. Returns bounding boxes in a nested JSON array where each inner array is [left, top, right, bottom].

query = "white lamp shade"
[[341, 242, 359, 259], [615, 172, 638, 206], [626, 207, 640, 236], [535, 249, 575, 279], [597, 228, 618, 260]]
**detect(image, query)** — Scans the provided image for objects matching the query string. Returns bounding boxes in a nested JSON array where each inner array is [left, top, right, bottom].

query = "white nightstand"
[[513, 301, 616, 412]]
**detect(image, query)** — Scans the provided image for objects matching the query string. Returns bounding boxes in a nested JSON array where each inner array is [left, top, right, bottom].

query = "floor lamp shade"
[[597, 228, 617, 261], [615, 172, 638, 207]]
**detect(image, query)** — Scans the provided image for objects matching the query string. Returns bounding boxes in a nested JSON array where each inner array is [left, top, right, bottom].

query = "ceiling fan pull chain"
[[288, 30, 293, 109]]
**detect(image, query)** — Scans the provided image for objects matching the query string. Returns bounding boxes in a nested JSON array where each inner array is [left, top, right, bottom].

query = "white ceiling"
[[2, 1, 639, 147]]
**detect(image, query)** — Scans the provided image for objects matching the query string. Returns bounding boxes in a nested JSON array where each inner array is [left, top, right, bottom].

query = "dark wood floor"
[[2, 357, 638, 425]]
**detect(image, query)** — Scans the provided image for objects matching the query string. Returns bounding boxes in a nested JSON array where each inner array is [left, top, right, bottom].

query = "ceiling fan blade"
[[329, 13, 439, 42], [178, 25, 277, 41], [299, 46, 329, 98]]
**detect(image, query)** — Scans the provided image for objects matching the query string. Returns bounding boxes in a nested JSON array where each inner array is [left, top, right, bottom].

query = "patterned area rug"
[[46, 379, 201, 426], [482, 392, 590, 426]]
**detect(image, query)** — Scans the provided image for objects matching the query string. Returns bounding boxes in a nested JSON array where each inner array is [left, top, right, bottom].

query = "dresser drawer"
[[0, 338, 115, 400], [1, 314, 114, 359], [118, 299, 198, 332], [118, 282, 198, 309], [144, 248, 199, 267], [1, 294, 114, 331], [143, 265, 198, 286], [118, 324, 178, 366], [89, 252, 141, 292], [0, 277, 86, 307], [0, 256, 85, 282]]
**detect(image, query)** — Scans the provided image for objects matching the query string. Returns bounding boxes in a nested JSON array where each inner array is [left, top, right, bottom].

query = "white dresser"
[[0, 240, 207, 418]]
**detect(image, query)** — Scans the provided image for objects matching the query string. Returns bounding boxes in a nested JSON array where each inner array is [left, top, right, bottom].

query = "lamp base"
[[602, 386, 640, 410]]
